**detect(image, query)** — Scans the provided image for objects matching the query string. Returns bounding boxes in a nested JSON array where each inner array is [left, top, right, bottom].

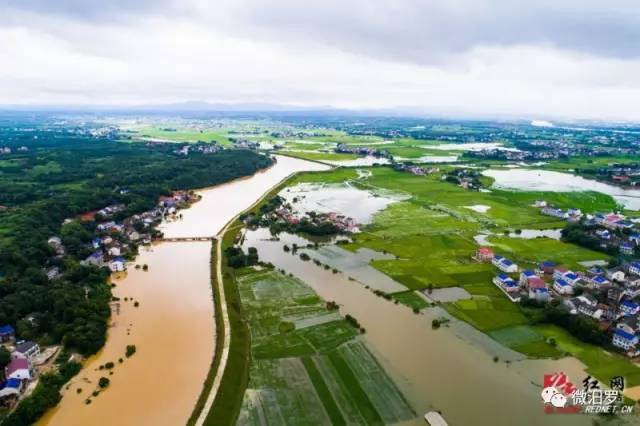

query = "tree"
[[98, 377, 110, 388], [0, 346, 11, 370]]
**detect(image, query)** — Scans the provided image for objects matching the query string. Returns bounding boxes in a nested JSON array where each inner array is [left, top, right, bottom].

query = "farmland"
[[277, 164, 640, 391], [235, 268, 416, 425]]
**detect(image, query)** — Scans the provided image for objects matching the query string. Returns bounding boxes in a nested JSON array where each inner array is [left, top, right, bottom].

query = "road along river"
[[39, 155, 329, 426]]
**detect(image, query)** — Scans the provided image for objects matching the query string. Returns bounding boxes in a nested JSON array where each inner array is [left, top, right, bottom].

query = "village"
[[480, 200, 640, 358], [0, 189, 200, 408], [0, 327, 57, 409]]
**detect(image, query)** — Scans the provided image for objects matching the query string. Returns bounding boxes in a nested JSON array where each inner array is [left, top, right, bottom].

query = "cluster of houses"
[[594, 164, 640, 188], [231, 139, 260, 150], [441, 168, 484, 190], [392, 163, 439, 176], [477, 245, 640, 357], [268, 205, 360, 233], [57, 191, 196, 274], [173, 142, 222, 156], [1, 146, 29, 155], [536, 202, 639, 257], [334, 143, 390, 159], [0, 325, 44, 408]]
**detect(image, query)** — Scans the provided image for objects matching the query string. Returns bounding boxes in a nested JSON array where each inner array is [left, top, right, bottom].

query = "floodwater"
[[474, 229, 563, 246], [244, 229, 592, 426], [40, 155, 329, 426], [40, 242, 215, 426], [161, 156, 329, 239], [394, 155, 459, 163], [483, 168, 640, 210], [426, 142, 521, 152], [280, 182, 400, 224], [325, 156, 391, 166]]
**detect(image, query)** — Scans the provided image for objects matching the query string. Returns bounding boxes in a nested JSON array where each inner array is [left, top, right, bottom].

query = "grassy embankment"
[[190, 174, 303, 425], [286, 166, 640, 386]]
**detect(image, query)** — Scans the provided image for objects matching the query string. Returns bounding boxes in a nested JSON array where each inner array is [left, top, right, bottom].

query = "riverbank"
[[39, 155, 329, 426]]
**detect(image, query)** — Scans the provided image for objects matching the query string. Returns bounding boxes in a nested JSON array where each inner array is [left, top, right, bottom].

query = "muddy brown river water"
[[40, 156, 329, 426]]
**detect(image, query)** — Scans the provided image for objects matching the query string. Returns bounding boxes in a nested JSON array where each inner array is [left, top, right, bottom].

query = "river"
[[243, 229, 591, 426], [40, 155, 329, 426]]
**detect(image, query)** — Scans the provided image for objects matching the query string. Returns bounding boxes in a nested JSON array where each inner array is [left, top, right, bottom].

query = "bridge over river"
[[156, 236, 217, 242]]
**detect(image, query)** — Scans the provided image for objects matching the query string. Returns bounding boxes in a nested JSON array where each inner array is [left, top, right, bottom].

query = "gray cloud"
[[222, 0, 640, 64], [4, 0, 639, 64]]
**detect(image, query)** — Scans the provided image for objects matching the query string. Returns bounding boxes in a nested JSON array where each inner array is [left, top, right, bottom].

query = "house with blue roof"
[[519, 270, 537, 285], [0, 378, 22, 399], [492, 274, 520, 301], [620, 300, 640, 317], [553, 278, 573, 295], [536, 261, 555, 276], [0, 325, 15, 342], [491, 254, 518, 273], [631, 234, 640, 246], [612, 328, 639, 355], [621, 242, 635, 256], [590, 275, 610, 287], [563, 272, 581, 286], [91, 237, 103, 249], [630, 262, 640, 277], [109, 256, 126, 272]]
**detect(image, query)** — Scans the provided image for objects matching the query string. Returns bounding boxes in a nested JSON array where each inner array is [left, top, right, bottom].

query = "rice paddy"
[[236, 268, 416, 425]]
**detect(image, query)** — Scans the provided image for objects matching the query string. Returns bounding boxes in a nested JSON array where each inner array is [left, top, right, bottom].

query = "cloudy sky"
[[1, 1, 639, 120]]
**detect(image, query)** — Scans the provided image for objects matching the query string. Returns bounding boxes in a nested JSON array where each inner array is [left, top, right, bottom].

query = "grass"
[[535, 324, 640, 387], [187, 242, 225, 425], [236, 267, 415, 425], [488, 234, 609, 270], [199, 228, 252, 426], [390, 291, 430, 310], [301, 357, 345, 425]]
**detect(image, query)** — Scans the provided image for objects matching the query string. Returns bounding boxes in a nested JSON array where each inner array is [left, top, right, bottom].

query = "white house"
[[492, 255, 518, 273], [553, 279, 573, 295], [620, 300, 640, 317], [0, 378, 22, 399], [109, 257, 126, 272], [108, 246, 121, 257], [612, 329, 639, 355], [5, 358, 31, 380], [15, 341, 40, 360]]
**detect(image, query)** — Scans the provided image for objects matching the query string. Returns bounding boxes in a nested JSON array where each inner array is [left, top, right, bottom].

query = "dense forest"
[[0, 130, 272, 357]]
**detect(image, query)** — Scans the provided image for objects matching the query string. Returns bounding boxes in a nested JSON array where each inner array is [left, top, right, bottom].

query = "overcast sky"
[[1, 1, 639, 120]]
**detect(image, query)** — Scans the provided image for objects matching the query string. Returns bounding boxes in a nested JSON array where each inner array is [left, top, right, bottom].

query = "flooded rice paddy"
[[242, 229, 590, 426], [483, 168, 640, 210]]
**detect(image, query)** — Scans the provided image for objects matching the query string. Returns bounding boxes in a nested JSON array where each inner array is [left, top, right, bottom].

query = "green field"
[[236, 268, 415, 425], [282, 166, 625, 365], [535, 324, 640, 387]]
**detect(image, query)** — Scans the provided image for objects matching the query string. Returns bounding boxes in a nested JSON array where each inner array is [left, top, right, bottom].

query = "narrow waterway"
[[243, 229, 591, 426], [40, 155, 329, 426]]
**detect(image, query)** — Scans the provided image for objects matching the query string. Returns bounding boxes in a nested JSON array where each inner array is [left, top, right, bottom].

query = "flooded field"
[[324, 156, 391, 166], [483, 168, 640, 210], [161, 156, 330, 239], [243, 229, 591, 426], [280, 182, 402, 224], [41, 155, 329, 426]]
